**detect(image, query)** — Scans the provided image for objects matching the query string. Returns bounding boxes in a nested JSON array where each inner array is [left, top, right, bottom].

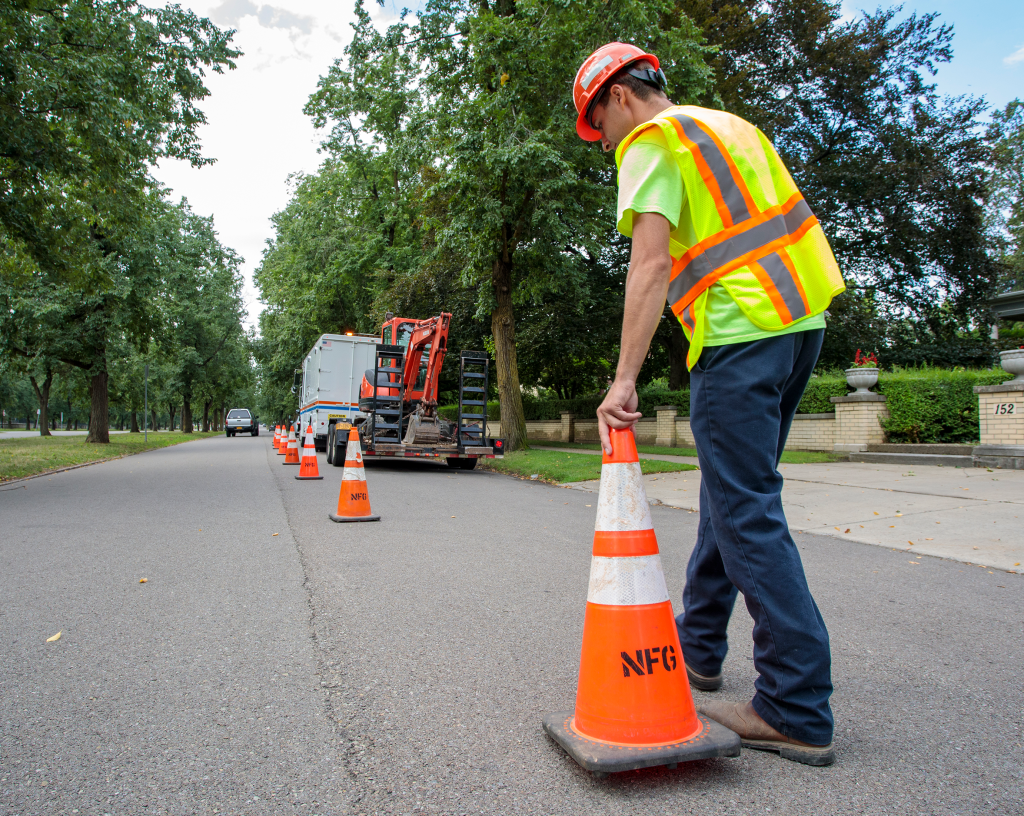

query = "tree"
[[0, 1, 239, 441], [305, 0, 713, 448], [988, 99, 1024, 293]]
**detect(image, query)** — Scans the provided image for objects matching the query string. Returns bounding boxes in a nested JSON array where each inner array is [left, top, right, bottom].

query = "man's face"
[[589, 85, 635, 153]]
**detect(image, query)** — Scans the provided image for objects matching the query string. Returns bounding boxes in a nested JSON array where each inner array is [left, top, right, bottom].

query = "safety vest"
[[615, 105, 845, 368]]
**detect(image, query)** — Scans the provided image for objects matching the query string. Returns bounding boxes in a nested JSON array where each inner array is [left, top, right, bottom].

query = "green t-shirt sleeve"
[[616, 132, 684, 237]]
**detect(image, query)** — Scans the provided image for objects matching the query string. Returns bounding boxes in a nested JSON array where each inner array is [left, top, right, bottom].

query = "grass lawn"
[[478, 448, 698, 484], [0, 432, 220, 482], [530, 440, 844, 464]]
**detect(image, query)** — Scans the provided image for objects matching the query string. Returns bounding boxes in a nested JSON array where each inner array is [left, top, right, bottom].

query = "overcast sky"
[[152, 0, 1024, 332]]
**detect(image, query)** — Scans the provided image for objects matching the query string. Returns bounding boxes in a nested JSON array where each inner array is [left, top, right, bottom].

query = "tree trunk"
[[168, 404, 177, 431], [152, 408, 159, 432], [202, 400, 211, 433], [130, 411, 139, 433], [491, 255, 527, 451], [667, 312, 690, 391], [86, 370, 110, 443], [182, 398, 192, 434], [29, 371, 53, 437]]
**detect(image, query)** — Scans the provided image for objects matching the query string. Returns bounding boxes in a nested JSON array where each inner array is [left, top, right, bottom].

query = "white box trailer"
[[297, 333, 378, 450]]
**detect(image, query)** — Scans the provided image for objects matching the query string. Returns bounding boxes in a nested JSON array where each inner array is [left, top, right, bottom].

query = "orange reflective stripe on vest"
[[666, 192, 818, 312], [667, 113, 758, 228]]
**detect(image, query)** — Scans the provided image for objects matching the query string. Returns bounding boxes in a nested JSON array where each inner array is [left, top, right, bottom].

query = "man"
[[573, 42, 845, 766]]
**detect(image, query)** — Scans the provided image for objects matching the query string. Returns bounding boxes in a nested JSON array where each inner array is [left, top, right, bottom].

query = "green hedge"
[[877, 368, 1006, 443], [440, 367, 1007, 443], [798, 374, 849, 414]]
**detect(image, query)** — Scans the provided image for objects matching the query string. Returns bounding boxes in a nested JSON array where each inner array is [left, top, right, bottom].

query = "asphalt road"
[[2, 434, 1022, 815]]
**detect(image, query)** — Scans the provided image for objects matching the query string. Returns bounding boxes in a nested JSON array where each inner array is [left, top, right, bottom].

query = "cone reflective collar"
[[542, 428, 739, 775], [295, 423, 323, 480], [283, 425, 301, 465], [329, 428, 380, 523]]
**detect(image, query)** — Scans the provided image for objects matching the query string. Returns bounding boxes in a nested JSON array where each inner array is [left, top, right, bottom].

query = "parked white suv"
[[226, 408, 259, 437]]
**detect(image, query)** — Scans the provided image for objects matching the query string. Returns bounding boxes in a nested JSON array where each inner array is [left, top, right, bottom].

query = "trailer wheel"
[[445, 457, 462, 469], [459, 457, 478, 470]]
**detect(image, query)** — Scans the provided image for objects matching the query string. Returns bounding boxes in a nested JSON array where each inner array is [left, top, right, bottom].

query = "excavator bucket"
[[403, 409, 442, 446]]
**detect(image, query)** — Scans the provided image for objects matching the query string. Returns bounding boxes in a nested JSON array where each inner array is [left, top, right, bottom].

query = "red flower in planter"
[[852, 349, 878, 368]]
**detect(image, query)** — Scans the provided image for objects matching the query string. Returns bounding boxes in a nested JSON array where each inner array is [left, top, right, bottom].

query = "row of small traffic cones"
[[272, 422, 379, 521]]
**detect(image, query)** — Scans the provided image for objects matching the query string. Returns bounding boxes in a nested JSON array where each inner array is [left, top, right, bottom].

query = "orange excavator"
[[351, 312, 503, 467], [359, 312, 451, 446]]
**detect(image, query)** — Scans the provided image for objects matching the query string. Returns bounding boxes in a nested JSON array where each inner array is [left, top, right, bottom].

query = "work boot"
[[686, 664, 723, 691], [698, 700, 835, 766]]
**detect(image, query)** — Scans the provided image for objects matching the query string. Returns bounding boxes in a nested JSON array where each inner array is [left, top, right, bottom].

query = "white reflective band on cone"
[[587, 555, 670, 606], [595, 462, 654, 531], [341, 467, 366, 482]]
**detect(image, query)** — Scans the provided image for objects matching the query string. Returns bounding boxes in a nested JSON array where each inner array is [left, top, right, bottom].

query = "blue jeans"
[[678, 328, 834, 746]]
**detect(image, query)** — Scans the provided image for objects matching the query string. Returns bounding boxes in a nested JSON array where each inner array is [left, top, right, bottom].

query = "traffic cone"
[[329, 428, 380, 523], [273, 425, 281, 449], [277, 423, 289, 455], [295, 423, 323, 480], [542, 428, 740, 776], [283, 425, 301, 465]]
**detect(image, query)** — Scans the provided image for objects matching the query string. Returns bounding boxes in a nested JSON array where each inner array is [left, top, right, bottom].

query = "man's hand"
[[597, 379, 641, 454]]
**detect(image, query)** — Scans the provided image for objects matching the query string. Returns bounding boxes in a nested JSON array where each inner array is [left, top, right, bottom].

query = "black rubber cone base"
[[542, 712, 740, 775], [294, 475, 323, 480], [283, 461, 300, 466], [328, 513, 380, 523]]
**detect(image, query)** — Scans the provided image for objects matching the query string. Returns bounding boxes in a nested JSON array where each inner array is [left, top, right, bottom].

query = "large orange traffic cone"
[[329, 428, 379, 523], [542, 428, 739, 776], [283, 425, 301, 465], [276, 424, 289, 455], [295, 423, 323, 480], [273, 425, 281, 449]]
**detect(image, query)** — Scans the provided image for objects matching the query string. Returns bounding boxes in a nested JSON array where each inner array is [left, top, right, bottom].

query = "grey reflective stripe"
[[667, 198, 815, 307], [670, 114, 752, 226], [680, 303, 695, 332], [757, 252, 808, 320]]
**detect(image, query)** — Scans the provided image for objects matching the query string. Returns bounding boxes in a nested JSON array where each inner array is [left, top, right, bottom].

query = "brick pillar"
[[560, 412, 575, 444], [830, 394, 888, 452], [655, 405, 677, 447], [972, 383, 1024, 469]]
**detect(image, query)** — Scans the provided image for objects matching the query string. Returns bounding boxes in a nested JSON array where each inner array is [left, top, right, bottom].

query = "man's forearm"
[[616, 256, 672, 385]]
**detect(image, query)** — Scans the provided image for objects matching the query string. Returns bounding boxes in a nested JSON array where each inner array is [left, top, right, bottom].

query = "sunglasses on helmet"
[[585, 65, 668, 131]]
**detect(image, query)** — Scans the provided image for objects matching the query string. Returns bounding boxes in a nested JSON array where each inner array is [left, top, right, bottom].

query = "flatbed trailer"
[[298, 330, 503, 469]]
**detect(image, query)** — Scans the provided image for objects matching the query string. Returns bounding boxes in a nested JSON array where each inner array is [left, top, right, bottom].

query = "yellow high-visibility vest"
[[615, 105, 845, 368]]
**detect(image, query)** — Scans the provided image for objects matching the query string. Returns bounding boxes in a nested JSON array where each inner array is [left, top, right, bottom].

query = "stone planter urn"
[[845, 367, 879, 394], [999, 349, 1024, 383]]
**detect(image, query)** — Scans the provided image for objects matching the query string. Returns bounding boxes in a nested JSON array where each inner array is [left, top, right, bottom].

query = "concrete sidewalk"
[[554, 448, 1024, 573]]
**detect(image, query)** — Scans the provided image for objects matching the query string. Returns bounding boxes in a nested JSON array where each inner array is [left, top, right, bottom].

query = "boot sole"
[[686, 666, 723, 691], [741, 738, 835, 766]]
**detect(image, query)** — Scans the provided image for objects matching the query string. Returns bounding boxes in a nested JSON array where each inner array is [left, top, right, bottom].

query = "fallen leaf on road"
[[873, 512, 879, 515], [973, 546, 979, 549], [925, 538, 933, 540], [585, 505, 591, 507], [895, 513, 903, 517], [272, 533, 279, 536], [908, 541, 914, 545], [834, 527, 840, 531], [139, 578, 148, 583], [844, 529, 850, 533], [46, 631, 61, 642], [1015, 562, 1021, 566], [451, 516, 456, 518], [909, 561, 919, 565], [889, 525, 895, 528]]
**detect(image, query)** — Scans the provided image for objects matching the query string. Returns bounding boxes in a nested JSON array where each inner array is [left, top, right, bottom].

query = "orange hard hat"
[[573, 42, 662, 141]]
